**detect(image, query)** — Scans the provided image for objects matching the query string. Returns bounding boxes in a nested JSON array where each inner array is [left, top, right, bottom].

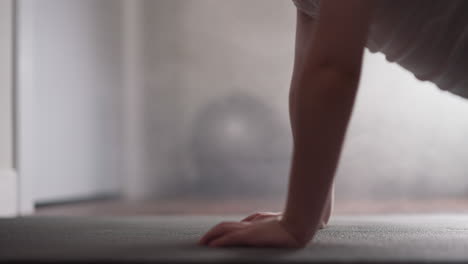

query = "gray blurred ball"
[[190, 92, 291, 197]]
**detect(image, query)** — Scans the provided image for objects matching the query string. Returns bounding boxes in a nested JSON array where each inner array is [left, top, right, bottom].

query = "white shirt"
[[292, 0, 468, 99]]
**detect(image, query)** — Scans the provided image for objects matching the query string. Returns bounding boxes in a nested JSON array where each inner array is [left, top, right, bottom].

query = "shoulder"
[[292, 0, 321, 19]]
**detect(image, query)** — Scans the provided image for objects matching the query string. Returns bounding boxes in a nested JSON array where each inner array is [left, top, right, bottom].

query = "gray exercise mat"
[[1, 214, 468, 263]]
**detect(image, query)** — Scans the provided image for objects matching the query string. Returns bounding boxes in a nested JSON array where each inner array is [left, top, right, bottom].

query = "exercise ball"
[[190, 92, 291, 198]]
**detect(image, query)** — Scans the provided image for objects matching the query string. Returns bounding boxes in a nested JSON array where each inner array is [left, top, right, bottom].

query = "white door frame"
[[0, 0, 18, 217], [14, 0, 128, 211], [15, 0, 36, 215]]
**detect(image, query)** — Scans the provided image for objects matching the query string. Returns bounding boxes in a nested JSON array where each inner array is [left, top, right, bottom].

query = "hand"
[[242, 211, 328, 229], [241, 211, 282, 223], [198, 217, 307, 248]]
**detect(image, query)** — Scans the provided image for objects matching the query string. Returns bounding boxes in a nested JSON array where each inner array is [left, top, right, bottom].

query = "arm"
[[280, 0, 375, 244], [199, 0, 375, 248]]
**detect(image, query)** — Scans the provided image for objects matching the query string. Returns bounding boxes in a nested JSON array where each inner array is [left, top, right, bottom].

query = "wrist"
[[279, 215, 315, 246]]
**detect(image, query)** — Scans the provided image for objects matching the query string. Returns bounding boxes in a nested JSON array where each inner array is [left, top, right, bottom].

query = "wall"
[[133, 0, 468, 201]]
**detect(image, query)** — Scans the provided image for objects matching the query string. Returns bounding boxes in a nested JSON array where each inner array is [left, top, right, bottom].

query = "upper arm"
[[297, 0, 375, 78]]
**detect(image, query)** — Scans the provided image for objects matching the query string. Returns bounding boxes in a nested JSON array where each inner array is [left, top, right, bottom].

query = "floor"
[[0, 198, 461, 263], [3, 214, 468, 263]]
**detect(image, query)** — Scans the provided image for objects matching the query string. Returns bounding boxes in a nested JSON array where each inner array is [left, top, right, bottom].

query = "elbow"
[[310, 64, 361, 86], [295, 64, 361, 97]]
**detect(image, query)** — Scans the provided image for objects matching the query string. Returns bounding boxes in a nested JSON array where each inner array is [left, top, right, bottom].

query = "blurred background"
[[8, 0, 468, 216]]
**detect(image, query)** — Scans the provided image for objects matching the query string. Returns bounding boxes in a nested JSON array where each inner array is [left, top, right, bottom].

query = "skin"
[[199, 0, 375, 248]]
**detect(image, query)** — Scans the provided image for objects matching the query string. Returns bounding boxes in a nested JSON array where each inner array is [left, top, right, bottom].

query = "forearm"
[[281, 68, 360, 244]]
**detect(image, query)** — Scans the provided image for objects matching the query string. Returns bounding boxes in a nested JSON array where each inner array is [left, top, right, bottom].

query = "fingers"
[[199, 222, 247, 245], [209, 231, 247, 247]]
